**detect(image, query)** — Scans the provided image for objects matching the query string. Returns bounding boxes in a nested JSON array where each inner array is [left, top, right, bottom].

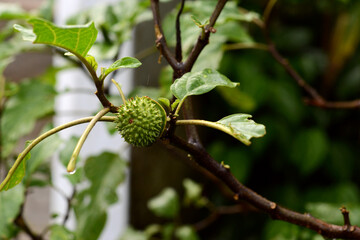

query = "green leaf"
[[0, 3, 29, 20], [170, 69, 239, 100], [25, 126, 62, 183], [171, 99, 180, 111], [102, 57, 141, 79], [2, 153, 30, 191], [175, 226, 200, 240], [65, 167, 83, 185], [148, 188, 180, 219], [158, 97, 170, 110], [162, 224, 175, 240], [74, 152, 126, 240], [216, 114, 266, 146], [191, 15, 203, 27], [0, 184, 24, 239], [1, 79, 55, 158], [263, 220, 302, 240], [66, 0, 151, 49], [50, 224, 75, 240], [121, 228, 148, 240], [183, 178, 204, 206], [75, 209, 106, 240], [306, 203, 360, 226], [13, 24, 36, 42], [83, 152, 126, 206], [85, 55, 98, 71], [38, 0, 54, 21], [15, 18, 97, 57], [217, 86, 256, 112]]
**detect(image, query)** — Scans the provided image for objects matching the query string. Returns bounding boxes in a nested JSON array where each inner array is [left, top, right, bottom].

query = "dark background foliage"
[[131, 0, 360, 239]]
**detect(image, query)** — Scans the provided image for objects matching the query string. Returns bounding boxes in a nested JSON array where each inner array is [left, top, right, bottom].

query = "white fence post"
[[51, 1, 133, 238]]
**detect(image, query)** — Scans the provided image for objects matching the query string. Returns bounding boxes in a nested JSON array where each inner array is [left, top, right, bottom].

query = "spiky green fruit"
[[115, 96, 167, 147]]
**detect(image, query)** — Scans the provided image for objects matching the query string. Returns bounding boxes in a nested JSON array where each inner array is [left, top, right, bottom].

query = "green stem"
[[0, 116, 116, 191], [263, 0, 278, 25], [111, 79, 127, 104], [176, 119, 232, 136], [174, 98, 186, 116], [67, 108, 110, 172]]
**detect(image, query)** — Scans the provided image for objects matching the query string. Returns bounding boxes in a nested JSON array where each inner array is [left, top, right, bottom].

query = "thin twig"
[[183, 0, 229, 72], [62, 188, 76, 226], [263, 0, 278, 26], [223, 42, 269, 51], [175, 0, 186, 62], [341, 207, 352, 227], [150, 0, 179, 70], [14, 202, 42, 240], [194, 204, 257, 231]]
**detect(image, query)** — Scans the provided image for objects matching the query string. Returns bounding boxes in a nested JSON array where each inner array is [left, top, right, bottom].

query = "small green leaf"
[[65, 53, 98, 71], [65, 167, 83, 185], [102, 57, 141, 79], [85, 55, 98, 71], [2, 153, 30, 191], [148, 188, 179, 219], [171, 99, 180, 111], [183, 178, 203, 206], [50, 224, 75, 240], [175, 226, 200, 240], [158, 97, 170, 110], [13, 24, 36, 42], [217, 114, 266, 146], [15, 18, 97, 57], [191, 15, 203, 27], [170, 69, 239, 100]]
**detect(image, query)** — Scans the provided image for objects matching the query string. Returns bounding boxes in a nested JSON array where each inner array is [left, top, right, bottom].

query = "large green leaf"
[[170, 69, 239, 100], [216, 114, 266, 145], [147, 188, 180, 219], [14, 18, 97, 58], [1, 79, 55, 158], [0, 184, 24, 239], [74, 152, 126, 240]]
